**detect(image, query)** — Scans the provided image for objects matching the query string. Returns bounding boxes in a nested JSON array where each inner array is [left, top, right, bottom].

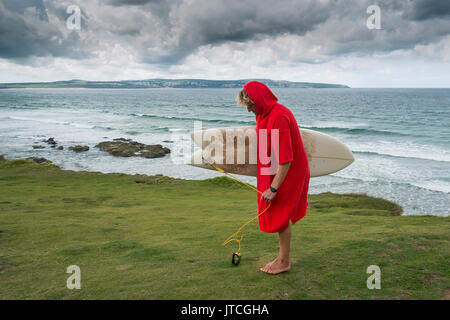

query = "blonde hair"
[[237, 88, 254, 107]]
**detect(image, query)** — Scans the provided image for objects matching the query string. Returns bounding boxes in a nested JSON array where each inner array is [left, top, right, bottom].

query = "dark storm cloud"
[[132, 0, 334, 64], [2, 0, 48, 20], [176, 0, 330, 44], [132, 0, 450, 63], [0, 0, 91, 61], [1, 0, 450, 64], [403, 0, 450, 21], [107, 0, 161, 6], [315, 0, 450, 58]]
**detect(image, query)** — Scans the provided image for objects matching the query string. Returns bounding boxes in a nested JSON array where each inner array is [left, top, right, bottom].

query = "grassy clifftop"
[[0, 156, 448, 299]]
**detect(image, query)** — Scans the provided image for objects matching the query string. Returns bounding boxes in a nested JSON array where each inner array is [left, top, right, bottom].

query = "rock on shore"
[[68, 145, 90, 152], [25, 157, 53, 164], [95, 138, 170, 158], [39, 137, 64, 150]]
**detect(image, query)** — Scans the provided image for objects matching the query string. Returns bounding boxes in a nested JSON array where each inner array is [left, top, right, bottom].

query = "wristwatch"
[[270, 186, 277, 193]]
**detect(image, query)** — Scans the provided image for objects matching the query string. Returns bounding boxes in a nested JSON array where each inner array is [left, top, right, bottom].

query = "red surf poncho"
[[243, 81, 310, 233]]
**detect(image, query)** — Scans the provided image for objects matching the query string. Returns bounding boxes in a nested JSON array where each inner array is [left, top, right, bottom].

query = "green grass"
[[0, 156, 448, 299]]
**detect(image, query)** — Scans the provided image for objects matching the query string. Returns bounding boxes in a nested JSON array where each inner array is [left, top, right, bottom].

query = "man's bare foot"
[[260, 257, 278, 273], [260, 257, 291, 274], [266, 256, 279, 267]]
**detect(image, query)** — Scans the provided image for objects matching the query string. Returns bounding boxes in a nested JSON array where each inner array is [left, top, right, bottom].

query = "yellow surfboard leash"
[[202, 156, 271, 266]]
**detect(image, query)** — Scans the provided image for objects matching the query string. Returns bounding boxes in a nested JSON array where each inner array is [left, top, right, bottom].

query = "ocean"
[[0, 87, 449, 216]]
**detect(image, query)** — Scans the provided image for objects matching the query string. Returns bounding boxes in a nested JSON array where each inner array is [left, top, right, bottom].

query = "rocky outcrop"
[[43, 137, 57, 148], [26, 157, 52, 164], [69, 145, 90, 152], [95, 138, 170, 158], [39, 137, 64, 150], [28, 136, 170, 159]]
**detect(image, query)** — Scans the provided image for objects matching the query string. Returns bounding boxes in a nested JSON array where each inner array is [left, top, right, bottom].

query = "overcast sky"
[[1, 0, 450, 87]]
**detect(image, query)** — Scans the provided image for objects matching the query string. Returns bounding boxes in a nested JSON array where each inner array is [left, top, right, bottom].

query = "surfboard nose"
[[341, 143, 355, 164], [349, 149, 355, 163]]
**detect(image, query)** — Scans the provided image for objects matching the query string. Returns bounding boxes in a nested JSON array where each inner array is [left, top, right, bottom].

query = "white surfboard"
[[187, 126, 354, 177]]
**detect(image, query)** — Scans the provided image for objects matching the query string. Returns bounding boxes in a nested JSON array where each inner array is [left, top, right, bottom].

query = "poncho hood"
[[243, 81, 278, 118]]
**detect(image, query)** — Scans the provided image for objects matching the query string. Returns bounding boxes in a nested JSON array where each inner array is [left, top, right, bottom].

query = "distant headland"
[[0, 79, 350, 89]]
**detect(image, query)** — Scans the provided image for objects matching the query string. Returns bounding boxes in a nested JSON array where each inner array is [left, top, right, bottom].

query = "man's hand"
[[260, 162, 291, 202], [261, 188, 276, 202]]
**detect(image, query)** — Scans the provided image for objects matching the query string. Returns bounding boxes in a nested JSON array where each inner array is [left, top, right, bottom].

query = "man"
[[237, 81, 310, 275]]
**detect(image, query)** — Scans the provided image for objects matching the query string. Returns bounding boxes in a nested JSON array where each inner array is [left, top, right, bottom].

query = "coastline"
[[0, 155, 448, 299]]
